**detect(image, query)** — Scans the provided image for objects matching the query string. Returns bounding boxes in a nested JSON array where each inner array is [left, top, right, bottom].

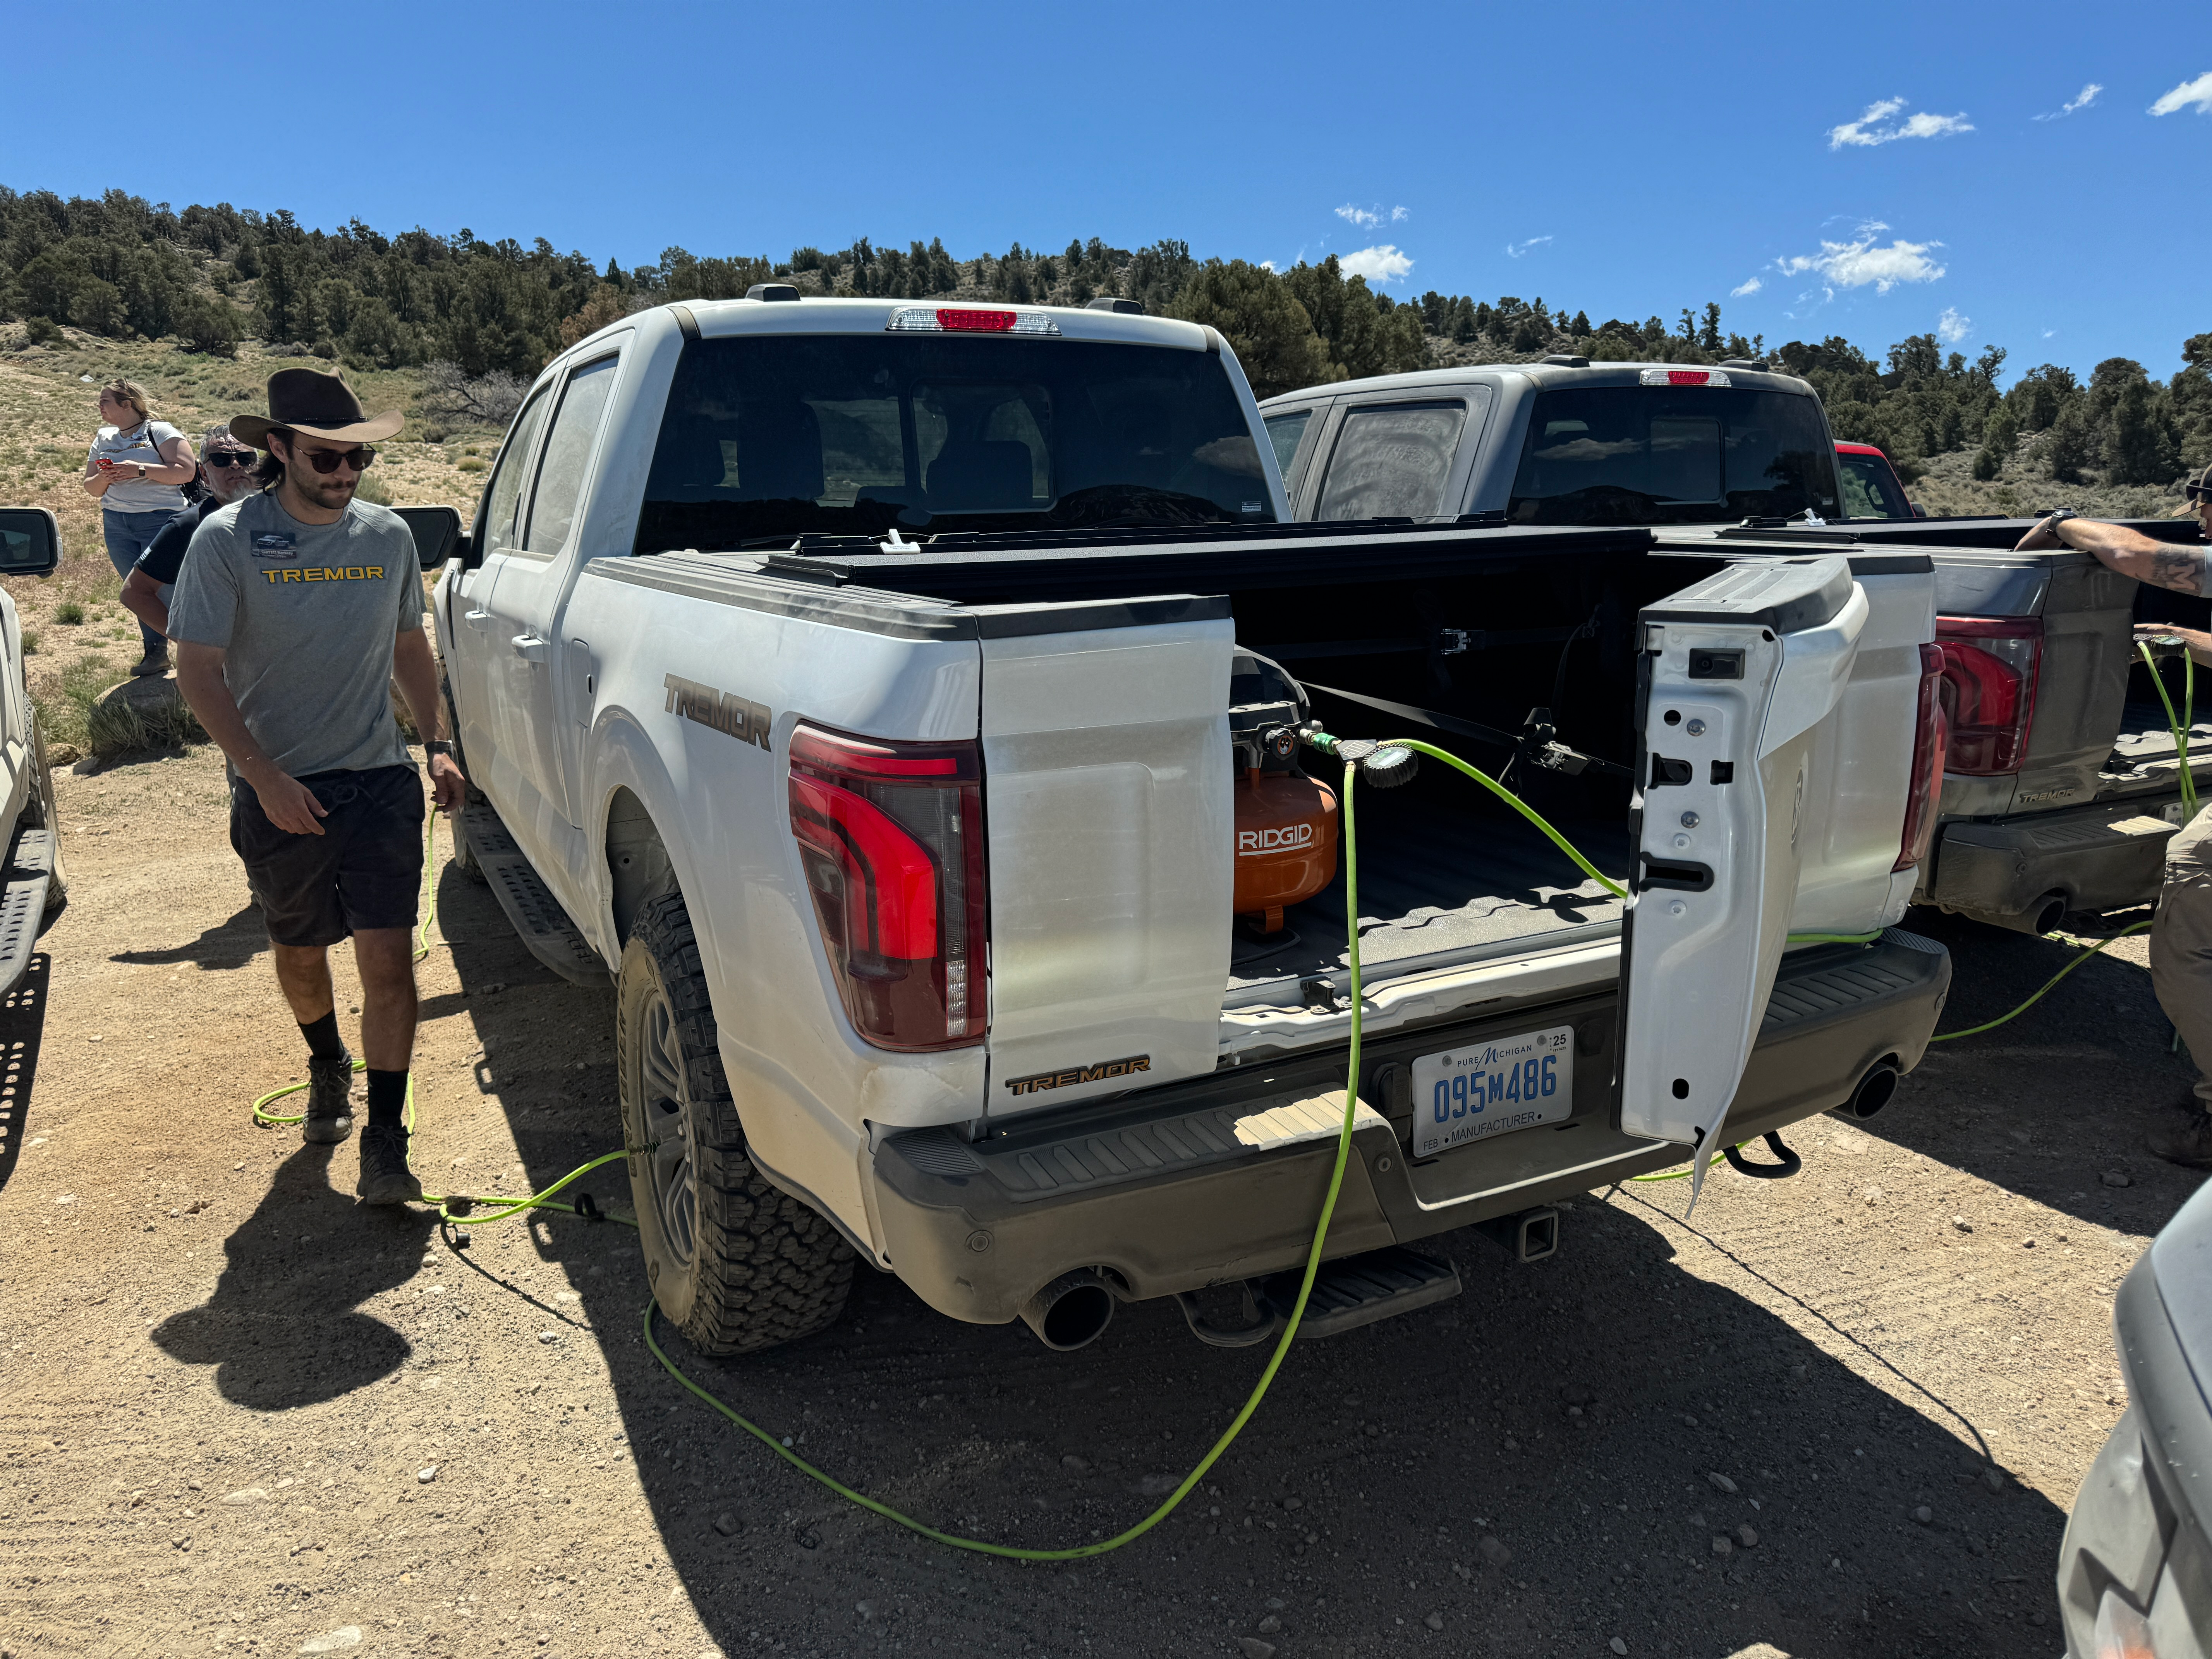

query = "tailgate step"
[[456, 799, 606, 987], [1177, 1245, 1461, 1347]]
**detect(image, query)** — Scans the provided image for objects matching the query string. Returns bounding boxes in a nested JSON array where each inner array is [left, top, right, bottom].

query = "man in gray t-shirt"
[[171, 368, 465, 1206]]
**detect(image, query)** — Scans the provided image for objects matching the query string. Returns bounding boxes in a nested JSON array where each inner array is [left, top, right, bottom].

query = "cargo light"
[[1638, 368, 1732, 388], [885, 307, 1061, 336], [1894, 642, 1948, 871], [1935, 616, 2043, 775], [788, 723, 988, 1051]]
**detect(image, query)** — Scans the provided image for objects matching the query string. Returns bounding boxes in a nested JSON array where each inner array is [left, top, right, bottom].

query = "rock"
[[538, 1331, 560, 1344], [1611, 1641, 1630, 1656], [1951, 1216, 1973, 1232], [1264, 1598, 1286, 1611], [47, 744, 81, 765], [1707, 1471, 1738, 1494], [1060, 1455, 1091, 1475], [2102, 1170, 2133, 1188], [221, 1487, 270, 1505], [298, 1630, 362, 1655], [1736, 1523, 1759, 1548], [1237, 1640, 1276, 1659], [1913, 1505, 1933, 1524], [1424, 1612, 1444, 1632], [1711, 1535, 1733, 1557], [1477, 1534, 1512, 1568], [1982, 1469, 2006, 1493], [1257, 1614, 1283, 1634], [1282, 1496, 1302, 1511], [714, 1512, 741, 1536], [416, 1465, 438, 1484], [1137, 1473, 1177, 1496]]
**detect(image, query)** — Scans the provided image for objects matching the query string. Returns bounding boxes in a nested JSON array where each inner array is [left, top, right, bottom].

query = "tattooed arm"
[[2016, 515, 2212, 594]]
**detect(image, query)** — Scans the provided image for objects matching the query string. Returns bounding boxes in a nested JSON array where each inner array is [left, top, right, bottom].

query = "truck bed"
[[1226, 784, 1625, 995]]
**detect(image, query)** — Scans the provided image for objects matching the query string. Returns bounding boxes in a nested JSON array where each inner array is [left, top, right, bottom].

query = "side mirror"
[[393, 505, 462, 573], [0, 508, 61, 577]]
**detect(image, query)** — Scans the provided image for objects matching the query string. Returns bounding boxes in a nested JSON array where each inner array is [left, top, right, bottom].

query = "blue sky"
[[10, 0, 2208, 383]]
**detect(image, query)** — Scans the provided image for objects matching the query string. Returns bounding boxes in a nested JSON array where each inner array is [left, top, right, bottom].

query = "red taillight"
[[1895, 642, 1948, 871], [885, 307, 1061, 336], [1637, 368, 1732, 387], [1934, 616, 2043, 775], [938, 308, 1015, 333], [788, 723, 987, 1051]]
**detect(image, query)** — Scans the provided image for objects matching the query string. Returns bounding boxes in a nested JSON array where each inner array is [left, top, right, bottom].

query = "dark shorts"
[[230, 764, 424, 948]]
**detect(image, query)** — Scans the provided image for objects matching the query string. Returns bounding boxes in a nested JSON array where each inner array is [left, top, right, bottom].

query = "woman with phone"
[[81, 378, 198, 674]]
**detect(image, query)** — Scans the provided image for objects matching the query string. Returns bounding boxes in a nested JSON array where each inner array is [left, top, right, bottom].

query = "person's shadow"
[[110, 902, 268, 970], [153, 1140, 434, 1408]]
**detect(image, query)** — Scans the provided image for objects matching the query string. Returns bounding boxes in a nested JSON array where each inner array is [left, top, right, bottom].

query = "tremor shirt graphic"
[[167, 493, 425, 778]]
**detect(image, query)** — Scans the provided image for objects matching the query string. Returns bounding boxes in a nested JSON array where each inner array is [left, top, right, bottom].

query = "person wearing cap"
[[118, 422, 264, 668], [2017, 464, 2212, 1168], [168, 369, 465, 1206]]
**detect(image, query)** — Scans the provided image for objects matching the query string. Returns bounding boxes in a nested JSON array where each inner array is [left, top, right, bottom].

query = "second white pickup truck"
[[429, 293, 1951, 1357]]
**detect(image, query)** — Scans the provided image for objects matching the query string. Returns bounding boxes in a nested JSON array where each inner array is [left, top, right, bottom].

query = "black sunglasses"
[[204, 450, 256, 469], [298, 445, 376, 475]]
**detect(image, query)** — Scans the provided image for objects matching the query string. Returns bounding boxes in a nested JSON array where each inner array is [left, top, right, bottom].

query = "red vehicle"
[[1835, 440, 1922, 519]]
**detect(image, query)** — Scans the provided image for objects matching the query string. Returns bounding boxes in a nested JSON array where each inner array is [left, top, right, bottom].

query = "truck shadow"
[[419, 862, 2073, 1657], [1860, 910, 2207, 1236]]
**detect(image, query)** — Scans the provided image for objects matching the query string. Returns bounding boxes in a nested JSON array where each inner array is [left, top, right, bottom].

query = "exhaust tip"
[[1836, 1061, 1901, 1121], [1019, 1269, 1116, 1352]]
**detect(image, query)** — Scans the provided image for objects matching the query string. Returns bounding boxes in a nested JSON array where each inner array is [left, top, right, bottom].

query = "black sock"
[[301, 1011, 347, 1063], [365, 1069, 408, 1132]]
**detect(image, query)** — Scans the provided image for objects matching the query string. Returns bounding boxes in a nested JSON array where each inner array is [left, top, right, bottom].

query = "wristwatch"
[[426, 739, 455, 757]]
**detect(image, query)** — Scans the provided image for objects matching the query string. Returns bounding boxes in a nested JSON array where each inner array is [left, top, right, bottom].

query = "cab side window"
[[478, 389, 553, 554], [1315, 402, 1466, 520], [523, 356, 621, 555], [1264, 409, 1313, 492]]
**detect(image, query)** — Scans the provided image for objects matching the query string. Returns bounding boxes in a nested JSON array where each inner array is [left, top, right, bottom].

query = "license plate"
[[1410, 1025, 1575, 1158]]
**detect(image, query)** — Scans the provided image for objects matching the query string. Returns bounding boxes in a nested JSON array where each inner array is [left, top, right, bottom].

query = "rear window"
[[1837, 450, 1912, 519], [1508, 386, 1840, 525], [636, 334, 1272, 551]]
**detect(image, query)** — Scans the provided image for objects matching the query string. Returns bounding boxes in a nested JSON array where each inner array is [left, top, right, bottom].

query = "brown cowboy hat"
[[230, 367, 403, 448]]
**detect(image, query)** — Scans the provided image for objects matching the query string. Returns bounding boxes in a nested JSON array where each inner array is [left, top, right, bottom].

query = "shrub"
[[54, 601, 84, 625], [24, 316, 62, 347], [457, 457, 485, 473], [19, 629, 38, 655], [416, 361, 528, 432], [178, 295, 243, 357]]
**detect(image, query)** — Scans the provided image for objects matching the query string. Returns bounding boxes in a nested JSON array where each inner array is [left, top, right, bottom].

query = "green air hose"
[[233, 685, 2172, 1558], [2139, 642, 2198, 823]]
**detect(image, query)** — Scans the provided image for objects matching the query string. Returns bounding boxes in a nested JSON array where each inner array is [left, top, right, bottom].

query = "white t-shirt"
[[88, 421, 187, 514]]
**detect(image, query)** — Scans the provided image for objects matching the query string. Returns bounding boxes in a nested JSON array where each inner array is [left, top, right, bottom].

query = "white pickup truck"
[[426, 294, 1952, 1357]]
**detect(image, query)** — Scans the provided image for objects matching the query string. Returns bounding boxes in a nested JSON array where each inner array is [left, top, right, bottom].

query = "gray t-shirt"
[[168, 492, 424, 778]]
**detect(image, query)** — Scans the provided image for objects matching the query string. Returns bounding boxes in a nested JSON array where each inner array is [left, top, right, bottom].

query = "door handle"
[[464, 608, 492, 631], [510, 634, 549, 663]]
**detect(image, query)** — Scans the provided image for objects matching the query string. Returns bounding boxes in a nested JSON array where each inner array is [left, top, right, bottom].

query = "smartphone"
[[94, 457, 115, 470]]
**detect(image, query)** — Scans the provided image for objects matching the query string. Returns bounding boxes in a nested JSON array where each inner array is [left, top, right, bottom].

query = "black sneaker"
[[356, 1124, 424, 1206], [301, 1053, 356, 1144], [130, 646, 170, 678], [2148, 1101, 2212, 1170]]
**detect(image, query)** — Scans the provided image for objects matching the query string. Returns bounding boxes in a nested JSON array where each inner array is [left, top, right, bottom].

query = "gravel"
[[1706, 1471, 1737, 1494]]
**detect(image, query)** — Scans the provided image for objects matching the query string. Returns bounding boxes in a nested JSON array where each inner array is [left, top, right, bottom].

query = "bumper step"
[[1177, 1245, 1462, 1347], [456, 799, 606, 986]]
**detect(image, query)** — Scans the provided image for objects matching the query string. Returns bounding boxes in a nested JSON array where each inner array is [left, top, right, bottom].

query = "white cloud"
[[1827, 97, 1973, 149], [1937, 306, 1972, 343], [1340, 244, 1413, 283], [1730, 275, 1764, 297], [1257, 259, 1279, 273], [2150, 72, 2212, 116], [2042, 327, 2058, 339], [2033, 82, 2103, 121], [1504, 236, 1553, 259], [1776, 224, 1946, 292], [1334, 203, 1410, 231]]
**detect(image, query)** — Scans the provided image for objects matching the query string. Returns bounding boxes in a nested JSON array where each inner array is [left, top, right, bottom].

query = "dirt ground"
[[0, 739, 2202, 1659]]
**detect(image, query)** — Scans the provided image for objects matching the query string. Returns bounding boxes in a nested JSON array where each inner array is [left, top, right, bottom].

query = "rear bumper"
[[872, 930, 1950, 1325], [1922, 795, 2180, 929]]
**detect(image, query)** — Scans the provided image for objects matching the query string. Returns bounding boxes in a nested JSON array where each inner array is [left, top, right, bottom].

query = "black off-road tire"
[[618, 889, 854, 1354]]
